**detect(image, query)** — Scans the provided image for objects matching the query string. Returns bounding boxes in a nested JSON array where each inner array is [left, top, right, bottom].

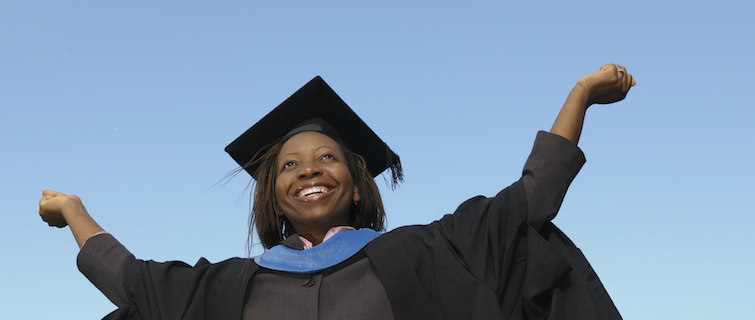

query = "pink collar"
[[299, 226, 356, 250]]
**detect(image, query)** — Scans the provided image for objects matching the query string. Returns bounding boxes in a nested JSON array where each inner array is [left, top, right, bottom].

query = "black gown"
[[78, 132, 622, 319]]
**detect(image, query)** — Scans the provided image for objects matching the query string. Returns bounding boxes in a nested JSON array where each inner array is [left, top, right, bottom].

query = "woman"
[[40, 64, 635, 319]]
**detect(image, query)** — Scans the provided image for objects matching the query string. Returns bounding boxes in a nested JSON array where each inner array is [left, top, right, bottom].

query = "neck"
[[298, 231, 326, 246], [297, 225, 357, 248]]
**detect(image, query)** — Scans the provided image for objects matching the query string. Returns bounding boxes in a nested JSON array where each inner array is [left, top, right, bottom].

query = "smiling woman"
[[274, 132, 362, 246], [234, 85, 394, 250], [39, 66, 634, 319]]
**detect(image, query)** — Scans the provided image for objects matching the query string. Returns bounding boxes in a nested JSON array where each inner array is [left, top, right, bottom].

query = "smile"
[[294, 185, 334, 201]]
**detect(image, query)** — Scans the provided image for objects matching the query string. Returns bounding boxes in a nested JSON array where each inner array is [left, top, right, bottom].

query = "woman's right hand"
[[39, 190, 84, 228]]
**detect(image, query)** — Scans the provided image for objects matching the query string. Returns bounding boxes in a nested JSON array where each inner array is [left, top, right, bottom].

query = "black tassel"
[[386, 145, 404, 190]]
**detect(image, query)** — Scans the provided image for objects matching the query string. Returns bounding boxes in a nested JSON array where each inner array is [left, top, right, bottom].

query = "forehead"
[[278, 131, 344, 156]]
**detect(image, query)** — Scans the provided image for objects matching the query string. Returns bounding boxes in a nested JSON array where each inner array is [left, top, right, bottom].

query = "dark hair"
[[245, 135, 386, 250]]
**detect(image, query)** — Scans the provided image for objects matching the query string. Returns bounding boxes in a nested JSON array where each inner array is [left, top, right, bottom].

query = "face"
[[274, 132, 360, 236]]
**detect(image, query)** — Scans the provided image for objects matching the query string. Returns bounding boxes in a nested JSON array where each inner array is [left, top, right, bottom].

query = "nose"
[[297, 162, 323, 179]]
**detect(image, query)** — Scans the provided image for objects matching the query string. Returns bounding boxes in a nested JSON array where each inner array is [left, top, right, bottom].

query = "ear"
[[353, 186, 361, 203]]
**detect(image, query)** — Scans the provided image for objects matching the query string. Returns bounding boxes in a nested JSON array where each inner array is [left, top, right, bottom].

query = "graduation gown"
[[81, 132, 622, 319]]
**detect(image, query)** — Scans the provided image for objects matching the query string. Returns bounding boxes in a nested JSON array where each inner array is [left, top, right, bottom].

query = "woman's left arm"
[[550, 64, 635, 144], [524, 65, 636, 229]]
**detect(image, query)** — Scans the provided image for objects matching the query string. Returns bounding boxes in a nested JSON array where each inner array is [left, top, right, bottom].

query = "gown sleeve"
[[77, 233, 134, 308], [368, 131, 620, 320], [521, 131, 586, 230], [78, 234, 256, 320], [434, 130, 587, 313]]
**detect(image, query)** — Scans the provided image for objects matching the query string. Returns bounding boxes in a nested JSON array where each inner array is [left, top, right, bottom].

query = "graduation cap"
[[225, 76, 402, 186]]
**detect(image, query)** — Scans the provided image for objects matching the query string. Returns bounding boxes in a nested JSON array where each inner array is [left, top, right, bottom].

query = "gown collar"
[[254, 228, 382, 273]]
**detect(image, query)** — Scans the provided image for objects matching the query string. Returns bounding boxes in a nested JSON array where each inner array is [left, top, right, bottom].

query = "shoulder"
[[124, 256, 257, 283], [120, 257, 257, 319], [379, 180, 528, 238]]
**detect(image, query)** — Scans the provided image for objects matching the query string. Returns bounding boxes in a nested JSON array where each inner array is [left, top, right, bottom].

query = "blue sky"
[[2, 1, 753, 319]]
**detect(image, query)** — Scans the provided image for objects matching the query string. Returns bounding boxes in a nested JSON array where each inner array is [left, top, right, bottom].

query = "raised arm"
[[550, 64, 635, 144], [523, 64, 636, 229], [39, 190, 136, 307], [39, 190, 104, 248]]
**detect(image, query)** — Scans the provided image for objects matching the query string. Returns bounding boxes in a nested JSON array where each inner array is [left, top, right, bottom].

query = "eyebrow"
[[279, 145, 337, 160]]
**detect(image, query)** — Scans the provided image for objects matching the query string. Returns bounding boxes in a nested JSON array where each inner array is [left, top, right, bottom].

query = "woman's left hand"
[[577, 64, 636, 106]]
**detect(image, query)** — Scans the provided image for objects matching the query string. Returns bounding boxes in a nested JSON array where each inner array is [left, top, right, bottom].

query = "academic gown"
[[79, 132, 622, 319]]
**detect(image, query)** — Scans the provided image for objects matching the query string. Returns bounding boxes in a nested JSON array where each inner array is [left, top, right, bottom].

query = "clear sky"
[[2, 1, 753, 319]]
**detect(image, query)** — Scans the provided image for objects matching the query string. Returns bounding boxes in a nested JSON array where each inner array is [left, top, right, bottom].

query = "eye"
[[281, 160, 297, 170], [320, 153, 336, 161]]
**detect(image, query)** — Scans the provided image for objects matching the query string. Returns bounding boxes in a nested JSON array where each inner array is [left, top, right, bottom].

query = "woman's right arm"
[[39, 190, 104, 248], [39, 190, 133, 307]]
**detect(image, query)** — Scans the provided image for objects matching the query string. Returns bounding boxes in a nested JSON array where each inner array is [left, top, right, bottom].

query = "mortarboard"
[[225, 76, 402, 186]]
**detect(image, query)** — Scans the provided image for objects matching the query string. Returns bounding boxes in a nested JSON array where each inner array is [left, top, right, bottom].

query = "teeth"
[[298, 186, 328, 197]]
